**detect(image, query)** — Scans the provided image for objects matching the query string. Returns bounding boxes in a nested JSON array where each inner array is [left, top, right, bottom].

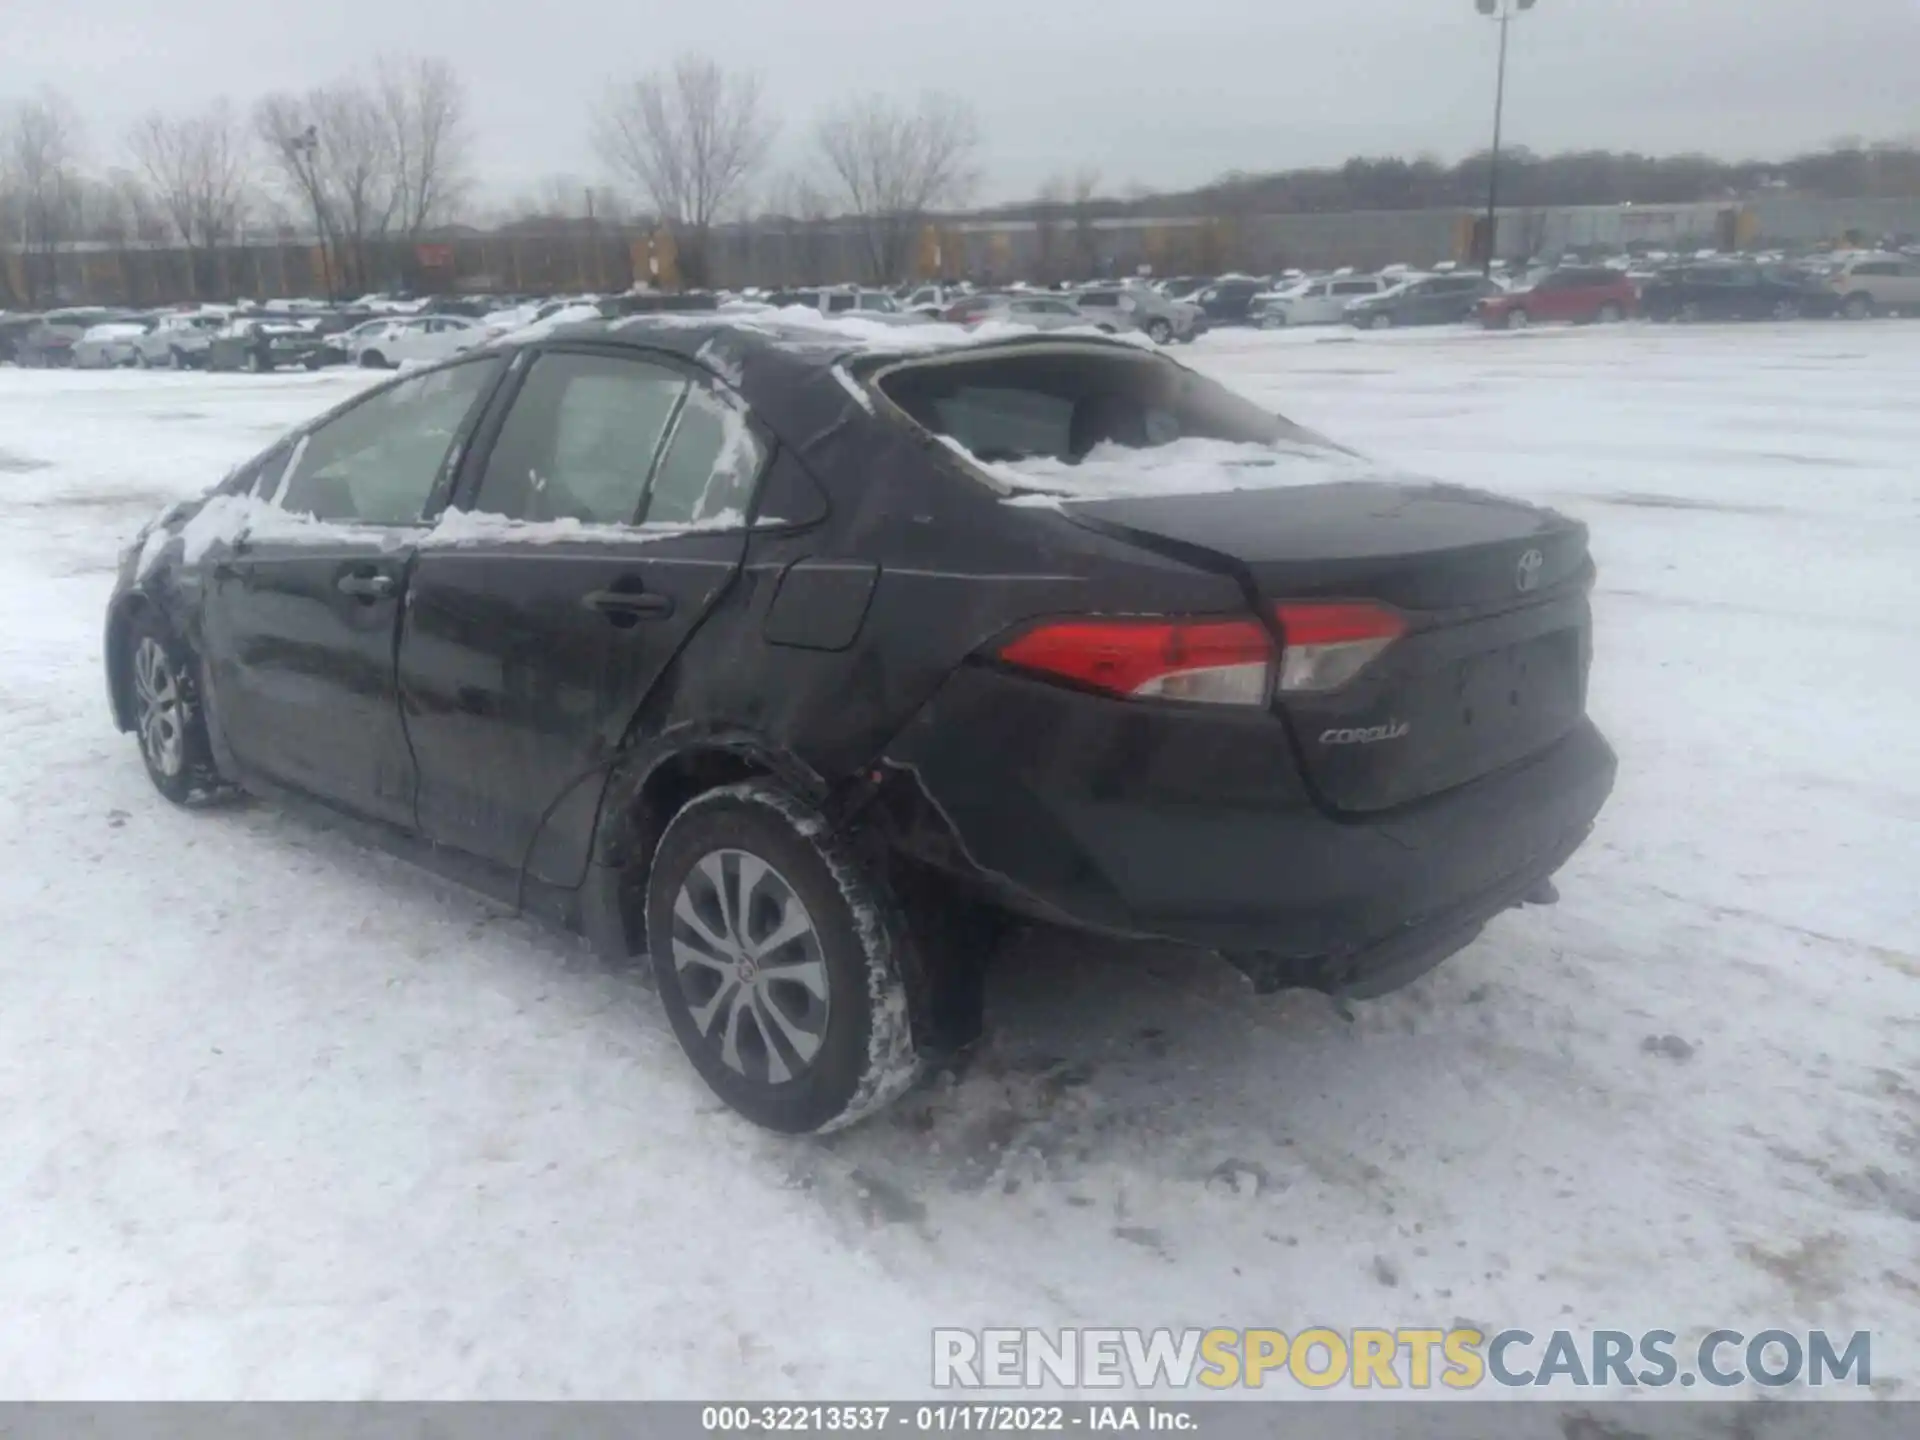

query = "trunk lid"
[[1059, 480, 1594, 812]]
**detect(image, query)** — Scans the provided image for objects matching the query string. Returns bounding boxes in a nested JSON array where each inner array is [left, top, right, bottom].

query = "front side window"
[[273, 359, 504, 524]]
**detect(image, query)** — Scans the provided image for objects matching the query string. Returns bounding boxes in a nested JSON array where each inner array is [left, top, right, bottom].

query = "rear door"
[[398, 346, 768, 885], [199, 358, 506, 825]]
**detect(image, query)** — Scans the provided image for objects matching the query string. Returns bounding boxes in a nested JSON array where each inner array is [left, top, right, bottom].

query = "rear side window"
[[471, 352, 687, 524], [642, 385, 768, 526], [1853, 261, 1899, 277], [930, 386, 1076, 462], [274, 358, 503, 523], [880, 349, 1299, 469]]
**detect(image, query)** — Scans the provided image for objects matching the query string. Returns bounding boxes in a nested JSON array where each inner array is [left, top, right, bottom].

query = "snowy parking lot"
[[1, 321, 1916, 1398]]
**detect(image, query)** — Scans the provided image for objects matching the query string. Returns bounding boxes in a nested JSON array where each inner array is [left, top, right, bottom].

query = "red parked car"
[[1478, 267, 1637, 329]]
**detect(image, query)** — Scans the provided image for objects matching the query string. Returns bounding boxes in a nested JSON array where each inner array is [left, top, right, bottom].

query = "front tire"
[[1145, 318, 1173, 345], [1506, 307, 1530, 330], [1597, 303, 1623, 324], [123, 614, 228, 806], [360, 350, 388, 369], [1369, 311, 1394, 330], [1843, 293, 1874, 319], [646, 782, 922, 1133]]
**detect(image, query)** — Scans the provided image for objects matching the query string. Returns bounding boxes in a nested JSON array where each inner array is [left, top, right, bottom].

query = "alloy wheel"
[[670, 848, 831, 1086], [132, 637, 185, 778]]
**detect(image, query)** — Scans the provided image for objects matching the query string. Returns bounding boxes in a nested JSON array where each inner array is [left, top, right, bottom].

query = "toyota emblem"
[[1515, 548, 1545, 592]]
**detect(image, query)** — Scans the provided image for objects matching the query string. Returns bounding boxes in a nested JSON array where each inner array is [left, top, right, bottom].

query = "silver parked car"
[[942, 293, 1094, 331], [1253, 275, 1392, 327], [70, 320, 154, 368], [1070, 286, 1208, 344], [132, 312, 228, 368]]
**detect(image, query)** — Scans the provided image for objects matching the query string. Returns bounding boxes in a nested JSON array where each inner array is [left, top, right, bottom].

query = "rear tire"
[[1506, 308, 1530, 330], [646, 782, 923, 1133], [1597, 303, 1623, 324], [1145, 318, 1173, 345], [122, 613, 230, 807], [1843, 292, 1874, 320], [1369, 312, 1394, 330], [360, 350, 388, 369]]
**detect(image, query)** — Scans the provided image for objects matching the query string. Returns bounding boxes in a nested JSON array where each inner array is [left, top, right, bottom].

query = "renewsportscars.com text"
[[932, 1327, 1872, 1391]]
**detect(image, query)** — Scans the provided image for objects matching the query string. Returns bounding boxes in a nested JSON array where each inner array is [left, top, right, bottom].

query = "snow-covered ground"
[[1, 324, 1915, 1398]]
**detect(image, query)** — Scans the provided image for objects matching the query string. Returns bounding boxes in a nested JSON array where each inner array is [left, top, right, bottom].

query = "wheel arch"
[[584, 727, 835, 960], [104, 592, 158, 732]]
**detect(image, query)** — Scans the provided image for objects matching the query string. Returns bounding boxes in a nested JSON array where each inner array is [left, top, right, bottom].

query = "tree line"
[[4, 52, 1918, 302]]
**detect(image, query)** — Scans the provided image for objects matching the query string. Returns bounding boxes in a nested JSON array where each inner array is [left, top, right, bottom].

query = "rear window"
[[874, 347, 1307, 476]]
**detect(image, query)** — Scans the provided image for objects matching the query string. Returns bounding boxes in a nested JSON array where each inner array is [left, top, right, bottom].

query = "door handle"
[[337, 572, 396, 600], [582, 589, 674, 623]]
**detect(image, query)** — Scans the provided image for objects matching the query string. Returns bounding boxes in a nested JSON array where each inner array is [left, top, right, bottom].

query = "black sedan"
[[1345, 273, 1503, 329], [106, 321, 1615, 1132], [205, 318, 336, 372], [1639, 265, 1841, 322]]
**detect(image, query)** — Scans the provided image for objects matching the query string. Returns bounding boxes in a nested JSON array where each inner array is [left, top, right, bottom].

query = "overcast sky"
[[10, 0, 1918, 207]]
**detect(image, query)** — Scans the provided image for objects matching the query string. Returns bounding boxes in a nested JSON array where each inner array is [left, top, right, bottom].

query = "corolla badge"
[[1516, 547, 1545, 593], [1320, 721, 1411, 746]]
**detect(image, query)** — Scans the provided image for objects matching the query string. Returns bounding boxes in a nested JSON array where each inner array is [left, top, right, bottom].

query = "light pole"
[[1476, 0, 1535, 275]]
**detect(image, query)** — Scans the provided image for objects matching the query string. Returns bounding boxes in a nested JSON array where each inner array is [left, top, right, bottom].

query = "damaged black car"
[[104, 318, 1615, 1133]]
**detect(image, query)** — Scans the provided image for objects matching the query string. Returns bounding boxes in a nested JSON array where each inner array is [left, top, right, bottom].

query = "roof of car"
[[506, 311, 1147, 376]]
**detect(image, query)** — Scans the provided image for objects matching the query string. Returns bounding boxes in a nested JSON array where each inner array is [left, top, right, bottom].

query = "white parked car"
[[70, 322, 152, 369], [133, 312, 227, 369], [349, 316, 483, 369], [1254, 275, 1392, 327]]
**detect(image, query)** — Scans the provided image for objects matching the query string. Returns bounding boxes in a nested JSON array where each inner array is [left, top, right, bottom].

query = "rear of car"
[[856, 339, 1614, 995]]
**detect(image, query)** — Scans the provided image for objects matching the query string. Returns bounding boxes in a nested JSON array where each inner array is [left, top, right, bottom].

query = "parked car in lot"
[[349, 316, 485, 369], [767, 287, 926, 325], [1824, 253, 1920, 318], [107, 319, 1613, 1133], [1255, 275, 1390, 327], [1071, 286, 1206, 343], [1477, 267, 1637, 329], [204, 316, 333, 372], [71, 320, 155, 369], [943, 293, 1094, 331], [1345, 274, 1501, 329], [133, 312, 228, 368], [1193, 277, 1269, 326], [1640, 264, 1841, 322], [13, 308, 137, 367], [0, 312, 43, 364]]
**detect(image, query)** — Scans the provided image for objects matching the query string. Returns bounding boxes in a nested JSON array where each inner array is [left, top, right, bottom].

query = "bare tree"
[[1, 92, 85, 300], [255, 83, 399, 295], [128, 100, 250, 264], [594, 55, 774, 288], [815, 92, 979, 283], [378, 56, 471, 237]]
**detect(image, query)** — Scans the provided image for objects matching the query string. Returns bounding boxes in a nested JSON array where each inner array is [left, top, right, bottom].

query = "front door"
[[398, 346, 768, 886], [200, 358, 506, 825]]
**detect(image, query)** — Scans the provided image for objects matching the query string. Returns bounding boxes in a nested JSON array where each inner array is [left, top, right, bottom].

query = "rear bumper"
[[877, 666, 1615, 991]]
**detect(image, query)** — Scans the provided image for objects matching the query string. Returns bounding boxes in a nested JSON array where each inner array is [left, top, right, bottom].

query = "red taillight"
[[998, 617, 1273, 706], [1272, 602, 1405, 692]]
